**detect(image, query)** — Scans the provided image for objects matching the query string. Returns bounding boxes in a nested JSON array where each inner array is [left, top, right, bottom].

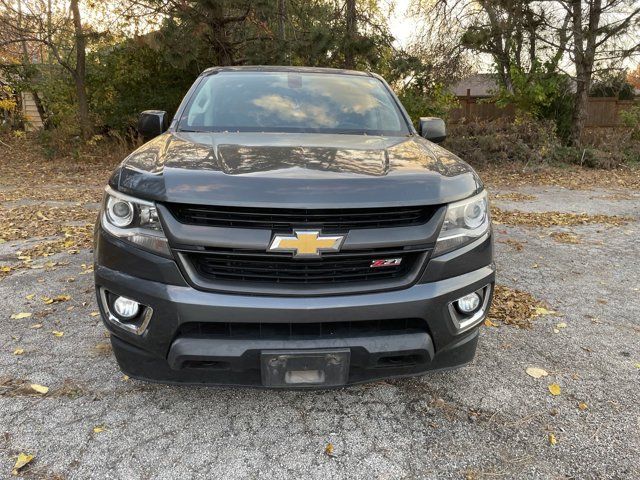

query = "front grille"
[[186, 248, 426, 285], [166, 203, 435, 230], [177, 318, 429, 340]]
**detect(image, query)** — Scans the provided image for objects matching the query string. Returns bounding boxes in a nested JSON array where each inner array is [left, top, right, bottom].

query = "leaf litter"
[[492, 207, 630, 228], [487, 285, 555, 329]]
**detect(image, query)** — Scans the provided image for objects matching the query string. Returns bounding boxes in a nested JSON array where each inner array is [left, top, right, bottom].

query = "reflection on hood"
[[115, 132, 482, 207]]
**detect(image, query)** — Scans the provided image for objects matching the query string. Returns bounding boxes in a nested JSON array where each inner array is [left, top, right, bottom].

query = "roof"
[[450, 73, 498, 97], [200, 65, 372, 77]]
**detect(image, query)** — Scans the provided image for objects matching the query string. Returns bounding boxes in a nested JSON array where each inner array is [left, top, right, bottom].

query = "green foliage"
[[87, 38, 196, 132], [399, 84, 459, 127], [590, 71, 635, 100], [37, 66, 78, 132], [495, 62, 574, 141], [39, 0, 402, 135], [620, 104, 640, 141]]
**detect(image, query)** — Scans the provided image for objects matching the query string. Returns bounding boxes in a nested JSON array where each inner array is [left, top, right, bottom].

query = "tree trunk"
[[568, 0, 602, 146], [277, 0, 287, 63], [17, 0, 29, 62], [209, 3, 235, 66], [70, 0, 90, 139], [344, 0, 356, 69], [570, 72, 589, 146]]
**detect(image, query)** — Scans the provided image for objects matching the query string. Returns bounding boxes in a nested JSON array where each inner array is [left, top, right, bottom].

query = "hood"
[[113, 132, 482, 208]]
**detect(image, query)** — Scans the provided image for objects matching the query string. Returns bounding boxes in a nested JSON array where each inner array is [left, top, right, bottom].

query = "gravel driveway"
[[1, 183, 639, 479]]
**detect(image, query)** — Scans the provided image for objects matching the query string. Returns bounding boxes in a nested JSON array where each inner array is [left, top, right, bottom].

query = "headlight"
[[101, 187, 171, 257], [434, 190, 490, 256], [105, 196, 134, 227]]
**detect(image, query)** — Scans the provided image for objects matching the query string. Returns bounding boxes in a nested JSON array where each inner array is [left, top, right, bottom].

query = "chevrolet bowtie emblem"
[[268, 230, 345, 257]]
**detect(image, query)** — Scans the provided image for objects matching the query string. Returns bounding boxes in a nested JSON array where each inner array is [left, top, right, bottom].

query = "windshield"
[[177, 71, 410, 136]]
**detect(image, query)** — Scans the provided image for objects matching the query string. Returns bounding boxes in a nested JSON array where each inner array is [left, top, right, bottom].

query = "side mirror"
[[418, 117, 446, 143], [138, 110, 168, 141]]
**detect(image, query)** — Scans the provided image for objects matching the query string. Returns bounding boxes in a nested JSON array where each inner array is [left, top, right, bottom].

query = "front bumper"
[[95, 228, 494, 387]]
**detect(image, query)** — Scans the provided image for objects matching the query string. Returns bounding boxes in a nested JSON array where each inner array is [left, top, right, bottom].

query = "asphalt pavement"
[[1, 185, 639, 479]]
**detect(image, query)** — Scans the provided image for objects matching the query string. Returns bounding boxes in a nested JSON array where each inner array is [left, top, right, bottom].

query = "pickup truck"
[[94, 66, 494, 388]]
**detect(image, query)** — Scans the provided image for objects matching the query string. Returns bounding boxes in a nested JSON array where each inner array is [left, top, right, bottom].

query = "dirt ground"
[[1, 137, 639, 479]]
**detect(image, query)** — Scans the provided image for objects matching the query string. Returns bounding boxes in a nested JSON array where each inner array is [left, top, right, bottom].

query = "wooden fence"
[[450, 93, 637, 127]]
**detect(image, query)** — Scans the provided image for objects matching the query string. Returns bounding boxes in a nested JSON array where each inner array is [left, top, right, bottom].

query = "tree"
[[627, 64, 640, 90], [532, 0, 640, 145], [412, 0, 640, 145], [70, 0, 89, 138], [411, 0, 567, 92], [590, 70, 635, 99], [344, 0, 357, 69], [0, 0, 91, 137], [277, 0, 287, 63]]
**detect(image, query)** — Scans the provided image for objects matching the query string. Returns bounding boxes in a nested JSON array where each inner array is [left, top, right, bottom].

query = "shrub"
[[398, 84, 459, 127], [87, 39, 198, 133], [495, 63, 574, 141], [444, 116, 562, 166], [620, 104, 640, 141], [580, 127, 640, 167], [444, 116, 639, 169]]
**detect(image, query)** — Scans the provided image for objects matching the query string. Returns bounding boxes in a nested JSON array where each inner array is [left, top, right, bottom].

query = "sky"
[[386, 0, 493, 72], [387, 0, 419, 48]]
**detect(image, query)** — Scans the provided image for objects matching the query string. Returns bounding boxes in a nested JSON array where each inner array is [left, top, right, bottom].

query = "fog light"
[[112, 296, 140, 320], [456, 292, 481, 314]]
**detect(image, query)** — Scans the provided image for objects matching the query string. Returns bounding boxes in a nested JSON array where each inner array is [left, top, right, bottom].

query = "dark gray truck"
[[94, 66, 494, 388]]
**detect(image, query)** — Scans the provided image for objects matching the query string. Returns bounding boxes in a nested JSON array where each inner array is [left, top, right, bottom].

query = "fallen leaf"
[[324, 443, 334, 456], [52, 330, 64, 337], [25, 294, 35, 300], [535, 307, 556, 316], [94, 342, 111, 354], [122, 375, 130, 381], [42, 294, 71, 305], [30, 323, 43, 329], [553, 328, 560, 334], [635, 363, 640, 369], [90, 311, 100, 317], [548, 433, 557, 446], [12, 452, 34, 475], [526, 367, 549, 379], [13, 348, 25, 355], [578, 402, 588, 411], [0, 266, 11, 272], [30, 384, 49, 394], [10, 312, 32, 320], [548, 383, 561, 396], [93, 425, 106, 433], [484, 318, 498, 327], [556, 322, 568, 329]]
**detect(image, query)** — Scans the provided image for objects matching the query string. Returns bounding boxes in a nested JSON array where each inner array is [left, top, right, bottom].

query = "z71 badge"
[[370, 258, 403, 268]]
